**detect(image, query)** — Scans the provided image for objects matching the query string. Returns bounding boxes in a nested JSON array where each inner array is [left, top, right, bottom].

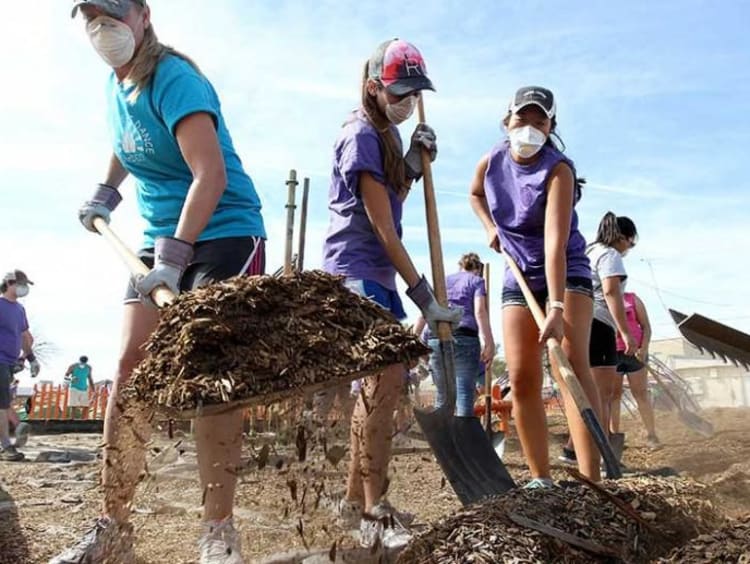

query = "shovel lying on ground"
[[482, 262, 505, 459], [412, 97, 516, 506], [647, 364, 714, 438], [503, 253, 622, 479]]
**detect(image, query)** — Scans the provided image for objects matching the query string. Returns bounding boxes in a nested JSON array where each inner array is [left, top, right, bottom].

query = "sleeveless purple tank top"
[[484, 141, 591, 291]]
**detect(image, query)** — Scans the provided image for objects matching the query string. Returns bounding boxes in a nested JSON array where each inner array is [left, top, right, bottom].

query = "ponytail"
[[594, 211, 638, 247]]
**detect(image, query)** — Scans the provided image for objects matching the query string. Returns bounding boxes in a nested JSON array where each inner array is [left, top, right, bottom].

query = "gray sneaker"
[[48, 517, 135, 564], [359, 503, 412, 550], [0, 445, 25, 462]]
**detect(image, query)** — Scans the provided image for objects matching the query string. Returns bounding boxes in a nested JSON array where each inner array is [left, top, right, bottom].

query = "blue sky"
[[2, 0, 749, 384]]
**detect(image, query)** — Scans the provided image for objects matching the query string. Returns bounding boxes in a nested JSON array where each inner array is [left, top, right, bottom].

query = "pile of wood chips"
[[127, 271, 429, 414], [657, 514, 750, 563], [398, 476, 726, 564]]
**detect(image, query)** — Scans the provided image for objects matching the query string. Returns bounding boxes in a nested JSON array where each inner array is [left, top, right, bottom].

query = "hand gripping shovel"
[[503, 253, 622, 479], [482, 263, 505, 458], [412, 97, 516, 505]]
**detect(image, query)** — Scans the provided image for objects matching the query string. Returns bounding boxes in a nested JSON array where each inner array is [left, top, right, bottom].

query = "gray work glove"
[[133, 237, 193, 307], [78, 184, 123, 233], [25, 353, 40, 378], [406, 275, 463, 335], [404, 124, 438, 181]]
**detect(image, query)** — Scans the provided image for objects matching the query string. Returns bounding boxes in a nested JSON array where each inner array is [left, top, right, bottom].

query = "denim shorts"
[[501, 276, 593, 309], [343, 279, 407, 320], [0, 363, 12, 410]]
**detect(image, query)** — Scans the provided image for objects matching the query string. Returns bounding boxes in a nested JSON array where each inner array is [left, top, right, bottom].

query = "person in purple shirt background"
[[322, 38, 461, 550], [414, 252, 495, 416], [469, 86, 602, 487], [0, 269, 40, 462]]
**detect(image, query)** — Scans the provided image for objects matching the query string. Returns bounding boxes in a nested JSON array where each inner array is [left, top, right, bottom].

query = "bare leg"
[[346, 366, 402, 512], [552, 292, 601, 481], [592, 366, 618, 446], [101, 303, 159, 522], [609, 375, 624, 434], [628, 368, 657, 438], [503, 307, 548, 478], [195, 410, 244, 521]]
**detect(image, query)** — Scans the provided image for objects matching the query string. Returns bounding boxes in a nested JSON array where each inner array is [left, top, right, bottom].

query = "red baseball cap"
[[368, 39, 435, 96]]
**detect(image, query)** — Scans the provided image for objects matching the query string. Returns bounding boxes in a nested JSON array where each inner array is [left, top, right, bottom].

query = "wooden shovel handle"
[[417, 96, 451, 343], [284, 170, 298, 276], [92, 217, 175, 308]]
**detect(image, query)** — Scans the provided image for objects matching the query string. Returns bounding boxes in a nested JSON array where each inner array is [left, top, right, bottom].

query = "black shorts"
[[501, 276, 593, 309], [616, 353, 645, 374], [124, 236, 266, 303], [589, 319, 617, 367], [0, 363, 12, 410]]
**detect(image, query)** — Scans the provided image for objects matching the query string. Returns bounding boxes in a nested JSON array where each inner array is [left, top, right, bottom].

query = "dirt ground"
[[1, 405, 749, 564]]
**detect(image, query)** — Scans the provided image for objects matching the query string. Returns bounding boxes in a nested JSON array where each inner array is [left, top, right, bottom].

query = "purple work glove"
[[78, 184, 123, 233], [134, 237, 193, 306], [406, 275, 463, 335]]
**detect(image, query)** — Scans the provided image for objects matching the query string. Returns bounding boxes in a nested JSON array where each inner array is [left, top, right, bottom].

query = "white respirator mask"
[[508, 125, 547, 158], [87, 15, 136, 68], [385, 95, 417, 125]]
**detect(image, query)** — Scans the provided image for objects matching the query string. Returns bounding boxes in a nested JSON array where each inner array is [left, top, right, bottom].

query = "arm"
[[539, 163, 575, 342], [173, 112, 228, 243], [65, 364, 74, 376], [469, 155, 500, 252], [474, 294, 495, 364], [412, 316, 427, 338], [360, 172, 420, 288], [634, 295, 652, 361], [88, 369, 96, 391], [104, 153, 129, 189], [21, 331, 33, 358], [602, 277, 636, 354]]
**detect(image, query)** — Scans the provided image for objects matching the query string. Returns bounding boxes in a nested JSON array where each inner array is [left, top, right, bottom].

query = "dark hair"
[[594, 211, 638, 247], [80, 356, 89, 364], [360, 62, 408, 198], [459, 252, 483, 273]]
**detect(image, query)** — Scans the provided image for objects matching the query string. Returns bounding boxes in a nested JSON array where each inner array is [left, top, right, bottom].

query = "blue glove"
[[404, 124, 438, 181], [78, 184, 123, 233], [406, 275, 463, 335], [134, 237, 193, 306]]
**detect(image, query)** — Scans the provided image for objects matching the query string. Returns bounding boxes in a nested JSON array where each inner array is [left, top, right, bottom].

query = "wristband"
[[26, 352, 36, 362], [550, 300, 565, 312]]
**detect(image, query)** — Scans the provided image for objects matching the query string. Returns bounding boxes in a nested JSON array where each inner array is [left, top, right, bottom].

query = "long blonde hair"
[[360, 62, 408, 198], [125, 3, 200, 102]]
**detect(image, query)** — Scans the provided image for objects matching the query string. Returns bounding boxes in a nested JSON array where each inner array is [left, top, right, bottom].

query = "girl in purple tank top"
[[470, 86, 603, 485], [322, 39, 461, 550]]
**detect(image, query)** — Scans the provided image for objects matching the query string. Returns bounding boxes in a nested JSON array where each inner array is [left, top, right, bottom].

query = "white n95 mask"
[[87, 16, 136, 68], [385, 95, 417, 125], [508, 125, 547, 158]]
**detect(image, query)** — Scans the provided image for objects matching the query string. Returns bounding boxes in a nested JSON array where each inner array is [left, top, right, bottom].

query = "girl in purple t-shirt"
[[470, 86, 602, 486], [322, 39, 461, 549]]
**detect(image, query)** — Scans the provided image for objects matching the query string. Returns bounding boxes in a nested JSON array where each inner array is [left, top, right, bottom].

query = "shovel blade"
[[492, 430, 506, 460], [414, 408, 516, 505]]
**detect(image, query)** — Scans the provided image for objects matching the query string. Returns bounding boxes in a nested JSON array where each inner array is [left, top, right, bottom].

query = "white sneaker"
[[334, 498, 363, 530], [198, 517, 244, 564], [359, 503, 412, 550], [48, 517, 135, 564]]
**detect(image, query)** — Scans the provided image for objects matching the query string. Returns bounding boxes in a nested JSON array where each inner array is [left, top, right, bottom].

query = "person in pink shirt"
[[611, 292, 659, 447]]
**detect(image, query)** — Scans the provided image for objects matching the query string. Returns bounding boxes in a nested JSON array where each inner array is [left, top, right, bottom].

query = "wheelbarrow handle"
[[92, 217, 175, 308]]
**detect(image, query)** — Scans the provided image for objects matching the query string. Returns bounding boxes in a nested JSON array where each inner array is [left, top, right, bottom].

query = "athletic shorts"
[[0, 364, 12, 410], [502, 276, 593, 309], [342, 279, 407, 320], [125, 236, 266, 303], [68, 389, 90, 407], [590, 319, 617, 367], [616, 353, 645, 374]]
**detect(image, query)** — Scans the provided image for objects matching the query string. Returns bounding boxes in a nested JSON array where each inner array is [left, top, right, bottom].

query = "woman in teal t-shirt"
[[54, 2, 266, 563]]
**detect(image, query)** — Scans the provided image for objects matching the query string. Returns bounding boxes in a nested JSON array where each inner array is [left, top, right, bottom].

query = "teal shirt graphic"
[[106, 55, 266, 247], [71, 364, 91, 392]]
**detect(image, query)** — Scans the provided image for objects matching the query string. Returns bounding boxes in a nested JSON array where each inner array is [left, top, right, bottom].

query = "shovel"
[[503, 253, 622, 479], [412, 96, 516, 506], [647, 365, 714, 438], [297, 177, 310, 271], [482, 263, 505, 458]]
